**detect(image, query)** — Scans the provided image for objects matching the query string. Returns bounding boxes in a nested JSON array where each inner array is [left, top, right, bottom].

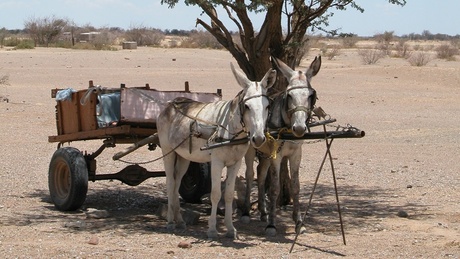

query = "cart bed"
[[49, 82, 222, 143]]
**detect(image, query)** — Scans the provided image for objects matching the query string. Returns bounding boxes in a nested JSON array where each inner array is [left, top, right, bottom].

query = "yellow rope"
[[264, 131, 278, 159]]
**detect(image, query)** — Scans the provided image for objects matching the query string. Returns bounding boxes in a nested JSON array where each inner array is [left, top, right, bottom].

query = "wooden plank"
[[48, 125, 156, 143], [77, 90, 97, 132], [60, 94, 79, 134]]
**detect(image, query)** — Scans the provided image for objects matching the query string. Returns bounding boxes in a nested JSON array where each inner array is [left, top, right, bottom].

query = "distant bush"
[[358, 48, 385, 64], [435, 44, 459, 60], [24, 15, 68, 47], [322, 45, 341, 60], [15, 39, 35, 49], [407, 51, 432, 66], [124, 26, 165, 46], [341, 35, 359, 48], [180, 31, 223, 49], [374, 31, 394, 55], [5, 37, 35, 49], [52, 40, 73, 49], [392, 40, 411, 58]]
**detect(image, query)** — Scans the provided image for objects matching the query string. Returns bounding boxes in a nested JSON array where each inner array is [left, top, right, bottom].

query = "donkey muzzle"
[[251, 134, 266, 148]]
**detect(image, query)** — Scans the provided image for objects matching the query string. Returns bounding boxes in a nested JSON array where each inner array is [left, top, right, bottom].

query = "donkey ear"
[[230, 62, 252, 88], [272, 57, 295, 80], [261, 69, 276, 89], [306, 55, 321, 78]]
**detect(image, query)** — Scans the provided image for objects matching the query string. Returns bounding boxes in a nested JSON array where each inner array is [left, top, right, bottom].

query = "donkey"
[[242, 56, 321, 236], [156, 63, 276, 239]]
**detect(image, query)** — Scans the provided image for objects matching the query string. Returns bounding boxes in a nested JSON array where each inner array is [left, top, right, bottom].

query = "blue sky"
[[0, 0, 458, 36]]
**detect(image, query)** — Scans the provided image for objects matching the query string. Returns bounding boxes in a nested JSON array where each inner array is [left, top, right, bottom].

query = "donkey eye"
[[244, 104, 250, 111]]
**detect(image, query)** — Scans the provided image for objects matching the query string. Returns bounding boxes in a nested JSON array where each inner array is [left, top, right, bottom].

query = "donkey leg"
[[241, 147, 256, 223], [207, 160, 224, 239], [223, 160, 241, 239], [163, 151, 178, 231], [265, 160, 281, 237], [172, 156, 190, 230], [256, 158, 271, 222], [289, 149, 306, 234]]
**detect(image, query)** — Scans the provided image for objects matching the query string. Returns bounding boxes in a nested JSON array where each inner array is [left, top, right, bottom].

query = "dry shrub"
[[124, 26, 164, 46], [181, 31, 223, 49], [322, 45, 341, 60], [393, 40, 411, 58], [435, 44, 459, 60], [358, 48, 385, 65], [341, 36, 358, 48], [407, 51, 432, 66]]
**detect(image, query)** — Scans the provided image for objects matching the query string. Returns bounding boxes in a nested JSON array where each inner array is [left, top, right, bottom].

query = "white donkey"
[[242, 56, 321, 236], [157, 63, 276, 239]]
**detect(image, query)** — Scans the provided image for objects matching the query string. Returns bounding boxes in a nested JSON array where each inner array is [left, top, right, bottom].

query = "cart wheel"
[[48, 147, 89, 211], [179, 162, 211, 203]]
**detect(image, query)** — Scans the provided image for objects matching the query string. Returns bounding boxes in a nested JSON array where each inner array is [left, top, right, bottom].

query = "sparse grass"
[[358, 48, 385, 65], [407, 51, 432, 66]]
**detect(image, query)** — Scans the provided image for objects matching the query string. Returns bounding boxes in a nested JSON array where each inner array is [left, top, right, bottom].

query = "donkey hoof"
[[240, 215, 251, 224], [225, 230, 238, 239], [176, 222, 186, 230], [166, 223, 175, 232], [265, 225, 277, 237], [207, 229, 218, 239]]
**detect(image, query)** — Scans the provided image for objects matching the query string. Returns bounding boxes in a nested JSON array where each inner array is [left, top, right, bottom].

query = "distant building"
[[79, 32, 101, 42]]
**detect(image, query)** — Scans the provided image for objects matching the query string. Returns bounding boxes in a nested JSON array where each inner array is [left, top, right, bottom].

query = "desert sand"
[[0, 46, 459, 258]]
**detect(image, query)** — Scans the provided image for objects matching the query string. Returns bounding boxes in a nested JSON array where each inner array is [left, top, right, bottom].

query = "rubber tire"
[[179, 162, 211, 203], [48, 147, 89, 211]]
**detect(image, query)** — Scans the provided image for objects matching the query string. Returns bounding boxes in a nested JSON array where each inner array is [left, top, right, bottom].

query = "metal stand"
[[290, 124, 347, 253]]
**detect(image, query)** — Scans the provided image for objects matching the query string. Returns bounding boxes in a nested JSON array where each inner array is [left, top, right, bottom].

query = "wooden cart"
[[48, 81, 222, 211]]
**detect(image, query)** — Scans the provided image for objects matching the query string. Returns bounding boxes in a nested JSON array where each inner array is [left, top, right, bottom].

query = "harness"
[[259, 85, 317, 159], [172, 88, 269, 148]]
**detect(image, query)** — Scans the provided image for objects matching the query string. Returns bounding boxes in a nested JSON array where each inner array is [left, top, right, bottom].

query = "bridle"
[[237, 88, 270, 132], [283, 85, 317, 122]]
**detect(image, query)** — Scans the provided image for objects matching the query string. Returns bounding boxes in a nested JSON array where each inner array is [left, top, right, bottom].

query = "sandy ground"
[[0, 46, 459, 258]]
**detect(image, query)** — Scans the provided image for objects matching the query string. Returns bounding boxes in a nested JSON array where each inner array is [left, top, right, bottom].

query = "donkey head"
[[230, 63, 276, 148], [274, 56, 321, 137]]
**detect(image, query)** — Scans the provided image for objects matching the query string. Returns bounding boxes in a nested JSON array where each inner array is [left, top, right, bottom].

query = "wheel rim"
[[53, 158, 71, 200]]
